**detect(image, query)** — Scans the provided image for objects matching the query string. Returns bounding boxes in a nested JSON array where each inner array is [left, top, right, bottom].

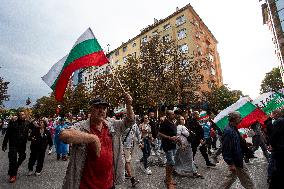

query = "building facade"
[[261, 0, 284, 82], [82, 3, 223, 93]]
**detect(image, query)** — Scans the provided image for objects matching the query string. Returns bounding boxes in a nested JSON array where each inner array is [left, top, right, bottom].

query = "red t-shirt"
[[79, 123, 114, 189]]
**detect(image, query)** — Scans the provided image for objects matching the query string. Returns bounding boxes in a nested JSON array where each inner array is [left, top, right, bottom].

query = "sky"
[[0, 0, 279, 108]]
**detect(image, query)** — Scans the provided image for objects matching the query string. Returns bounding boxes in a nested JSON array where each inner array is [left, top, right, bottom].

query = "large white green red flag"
[[213, 97, 268, 130], [252, 89, 284, 115], [42, 28, 108, 101]]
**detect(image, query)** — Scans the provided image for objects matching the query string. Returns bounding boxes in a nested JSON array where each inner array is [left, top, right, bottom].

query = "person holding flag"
[[60, 93, 134, 189]]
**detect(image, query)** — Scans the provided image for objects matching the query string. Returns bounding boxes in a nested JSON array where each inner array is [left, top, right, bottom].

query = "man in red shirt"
[[60, 93, 134, 189]]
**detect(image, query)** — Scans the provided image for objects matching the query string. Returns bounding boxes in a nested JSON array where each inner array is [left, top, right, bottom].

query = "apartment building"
[[83, 3, 223, 93], [261, 0, 284, 82]]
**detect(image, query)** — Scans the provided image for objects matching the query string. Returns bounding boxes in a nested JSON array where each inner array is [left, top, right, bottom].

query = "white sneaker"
[[35, 172, 41, 176], [145, 168, 152, 175], [27, 171, 33, 176]]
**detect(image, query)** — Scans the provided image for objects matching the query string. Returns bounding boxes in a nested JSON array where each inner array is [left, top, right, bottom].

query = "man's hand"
[[2, 145, 7, 152], [124, 92, 133, 106], [200, 139, 205, 145], [89, 134, 101, 157], [228, 164, 236, 172], [170, 136, 178, 141]]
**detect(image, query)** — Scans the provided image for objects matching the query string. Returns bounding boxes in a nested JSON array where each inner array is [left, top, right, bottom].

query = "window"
[[197, 46, 202, 55], [276, 0, 284, 12], [208, 53, 214, 62], [141, 36, 148, 43], [195, 32, 200, 39], [123, 46, 127, 52], [132, 42, 136, 47], [179, 44, 189, 53], [177, 28, 187, 40], [123, 56, 127, 63], [163, 23, 171, 30], [176, 15, 186, 26], [211, 67, 216, 75], [180, 59, 189, 67], [152, 30, 158, 36], [115, 50, 119, 56], [163, 34, 171, 42]]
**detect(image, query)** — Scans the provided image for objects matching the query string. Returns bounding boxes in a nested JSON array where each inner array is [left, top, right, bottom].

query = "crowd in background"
[[0, 104, 283, 189]]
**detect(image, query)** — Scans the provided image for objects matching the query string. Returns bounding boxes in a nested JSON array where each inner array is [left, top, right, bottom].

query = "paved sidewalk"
[[0, 136, 268, 189]]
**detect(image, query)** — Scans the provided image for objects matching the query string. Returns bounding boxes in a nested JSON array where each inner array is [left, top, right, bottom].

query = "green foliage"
[[93, 35, 208, 114], [204, 85, 244, 114], [0, 77, 9, 107], [32, 84, 91, 118], [260, 67, 283, 93]]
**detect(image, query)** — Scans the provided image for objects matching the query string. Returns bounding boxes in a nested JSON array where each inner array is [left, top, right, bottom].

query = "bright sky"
[[0, 0, 279, 108]]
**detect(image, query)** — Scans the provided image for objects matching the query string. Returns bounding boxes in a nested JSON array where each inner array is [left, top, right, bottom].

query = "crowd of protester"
[[0, 94, 283, 189]]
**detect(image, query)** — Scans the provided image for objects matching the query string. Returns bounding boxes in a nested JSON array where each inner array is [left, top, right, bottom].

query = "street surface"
[[0, 136, 268, 189]]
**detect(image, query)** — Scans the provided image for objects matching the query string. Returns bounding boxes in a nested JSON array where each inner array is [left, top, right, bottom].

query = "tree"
[[203, 85, 244, 114], [93, 35, 208, 114], [260, 67, 283, 93], [32, 95, 58, 118], [69, 83, 91, 115], [0, 77, 9, 107]]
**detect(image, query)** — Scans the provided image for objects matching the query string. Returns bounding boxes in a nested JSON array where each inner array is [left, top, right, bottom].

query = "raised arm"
[[125, 93, 134, 127]]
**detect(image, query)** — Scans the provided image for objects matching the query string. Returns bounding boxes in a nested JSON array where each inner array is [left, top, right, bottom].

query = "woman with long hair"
[[139, 115, 152, 175], [27, 119, 53, 176]]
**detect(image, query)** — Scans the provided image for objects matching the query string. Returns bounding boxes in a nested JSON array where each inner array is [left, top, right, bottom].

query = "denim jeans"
[[165, 149, 177, 166], [142, 138, 151, 169]]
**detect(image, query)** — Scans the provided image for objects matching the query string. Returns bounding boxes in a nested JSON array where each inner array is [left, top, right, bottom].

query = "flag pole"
[[109, 62, 126, 93]]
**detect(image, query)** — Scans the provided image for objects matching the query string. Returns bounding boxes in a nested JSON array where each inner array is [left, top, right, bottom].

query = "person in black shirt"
[[27, 119, 53, 176], [2, 111, 34, 183], [269, 113, 284, 189], [187, 111, 215, 167], [158, 110, 178, 189]]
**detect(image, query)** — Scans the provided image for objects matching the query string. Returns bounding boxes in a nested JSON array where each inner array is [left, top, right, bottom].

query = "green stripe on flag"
[[262, 93, 284, 115], [216, 102, 256, 130], [51, 38, 102, 89], [64, 38, 102, 68]]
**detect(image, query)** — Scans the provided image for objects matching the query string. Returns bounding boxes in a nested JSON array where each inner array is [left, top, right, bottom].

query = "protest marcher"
[[28, 119, 53, 176], [60, 93, 134, 189], [139, 115, 153, 175], [175, 116, 203, 178], [2, 111, 34, 183], [268, 110, 284, 189], [250, 121, 269, 161], [187, 111, 215, 167], [2, 119, 9, 136], [219, 111, 255, 189], [54, 117, 68, 161], [159, 110, 178, 189], [123, 115, 140, 187]]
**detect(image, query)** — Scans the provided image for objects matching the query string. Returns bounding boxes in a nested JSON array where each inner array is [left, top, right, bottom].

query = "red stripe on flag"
[[237, 108, 268, 129], [55, 51, 109, 101]]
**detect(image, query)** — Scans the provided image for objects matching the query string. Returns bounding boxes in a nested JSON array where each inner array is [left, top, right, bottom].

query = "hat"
[[89, 97, 109, 107]]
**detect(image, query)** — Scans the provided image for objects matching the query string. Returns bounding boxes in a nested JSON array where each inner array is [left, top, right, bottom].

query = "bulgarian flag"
[[213, 97, 268, 130], [42, 28, 109, 101], [253, 90, 284, 115], [199, 111, 209, 120]]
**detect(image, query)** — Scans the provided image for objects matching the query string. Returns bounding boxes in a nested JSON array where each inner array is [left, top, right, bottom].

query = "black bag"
[[181, 129, 196, 144]]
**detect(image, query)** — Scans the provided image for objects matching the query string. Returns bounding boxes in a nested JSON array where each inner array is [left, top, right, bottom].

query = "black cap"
[[89, 97, 109, 107]]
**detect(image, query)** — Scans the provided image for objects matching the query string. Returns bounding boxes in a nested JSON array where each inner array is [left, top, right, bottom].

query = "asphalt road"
[[0, 136, 269, 189]]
